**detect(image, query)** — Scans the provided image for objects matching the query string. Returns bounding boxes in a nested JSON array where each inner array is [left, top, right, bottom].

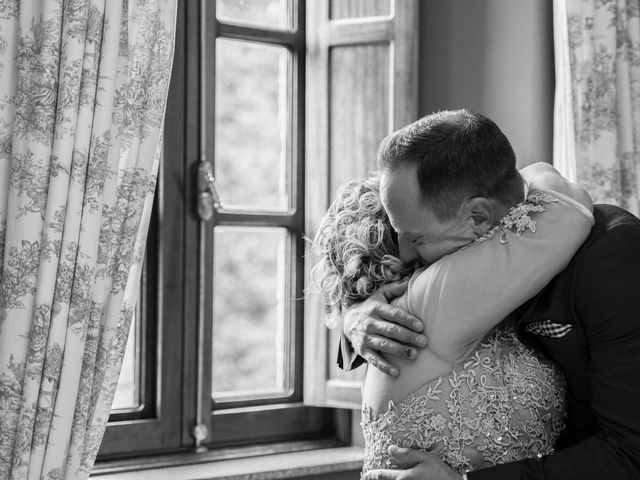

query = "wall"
[[418, 0, 555, 169]]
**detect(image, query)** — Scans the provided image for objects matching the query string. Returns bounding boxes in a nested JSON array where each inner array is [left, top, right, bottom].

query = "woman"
[[312, 163, 594, 476]]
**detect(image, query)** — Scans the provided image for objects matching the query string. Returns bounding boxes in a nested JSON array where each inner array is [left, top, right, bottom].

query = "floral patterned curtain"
[[553, 0, 640, 216], [0, 1, 176, 479]]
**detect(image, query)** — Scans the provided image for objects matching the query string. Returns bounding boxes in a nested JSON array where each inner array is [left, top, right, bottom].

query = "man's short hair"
[[378, 109, 521, 219]]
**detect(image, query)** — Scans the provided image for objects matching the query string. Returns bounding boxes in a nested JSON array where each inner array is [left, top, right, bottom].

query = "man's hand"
[[363, 446, 461, 480], [343, 280, 426, 377]]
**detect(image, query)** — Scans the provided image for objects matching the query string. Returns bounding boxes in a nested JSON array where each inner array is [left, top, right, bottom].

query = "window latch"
[[197, 161, 221, 221]]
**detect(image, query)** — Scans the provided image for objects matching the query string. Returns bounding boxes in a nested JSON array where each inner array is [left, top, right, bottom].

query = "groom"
[[338, 109, 640, 479]]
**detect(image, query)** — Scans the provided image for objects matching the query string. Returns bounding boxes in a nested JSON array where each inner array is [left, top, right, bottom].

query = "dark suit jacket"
[[339, 204, 640, 479], [467, 205, 640, 478]]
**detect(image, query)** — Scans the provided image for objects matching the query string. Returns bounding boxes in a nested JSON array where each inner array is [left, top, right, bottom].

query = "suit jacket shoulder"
[[473, 204, 640, 479]]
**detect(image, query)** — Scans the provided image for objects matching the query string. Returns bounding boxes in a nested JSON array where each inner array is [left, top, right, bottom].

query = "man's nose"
[[398, 235, 419, 263]]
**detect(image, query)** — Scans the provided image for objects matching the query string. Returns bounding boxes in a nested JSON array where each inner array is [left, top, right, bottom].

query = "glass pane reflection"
[[212, 226, 288, 398], [216, 0, 291, 29], [215, 38, 289, 211]]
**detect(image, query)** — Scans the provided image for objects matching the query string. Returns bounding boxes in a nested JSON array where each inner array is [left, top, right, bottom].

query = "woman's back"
[[361, 323, 566, 475]]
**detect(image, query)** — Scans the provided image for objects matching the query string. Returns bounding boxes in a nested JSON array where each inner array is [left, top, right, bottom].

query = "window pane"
[[330, 0, 391, 19], [329, 44, 390, 188], [215, 39, 290, 212], [112, 313, 139, 410], [216, 0, 291, 29], [212, 227, 289, 399]]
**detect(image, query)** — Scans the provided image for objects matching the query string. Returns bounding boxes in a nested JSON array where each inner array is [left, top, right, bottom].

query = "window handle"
[[197, 161, 221, 221]]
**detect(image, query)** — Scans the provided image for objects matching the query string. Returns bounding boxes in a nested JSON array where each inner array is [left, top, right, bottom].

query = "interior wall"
[[418, 0, 555, 169]]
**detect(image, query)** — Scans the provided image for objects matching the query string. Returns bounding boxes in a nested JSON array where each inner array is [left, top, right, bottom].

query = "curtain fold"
[[553, 0, 640, 215], [0, 1, 177, 479]]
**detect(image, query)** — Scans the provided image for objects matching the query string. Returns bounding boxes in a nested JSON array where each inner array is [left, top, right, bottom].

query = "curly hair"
[[311, 175, 416, 329]]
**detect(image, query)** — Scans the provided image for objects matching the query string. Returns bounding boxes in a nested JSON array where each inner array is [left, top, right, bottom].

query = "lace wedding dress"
[[361, 322, 566, 476]]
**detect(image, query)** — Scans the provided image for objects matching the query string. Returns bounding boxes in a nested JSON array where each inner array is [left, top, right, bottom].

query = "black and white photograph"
[[0, 1, 639, 479]]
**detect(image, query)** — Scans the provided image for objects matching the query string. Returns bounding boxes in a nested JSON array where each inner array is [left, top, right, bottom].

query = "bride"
[[312, 163, 593, 477]]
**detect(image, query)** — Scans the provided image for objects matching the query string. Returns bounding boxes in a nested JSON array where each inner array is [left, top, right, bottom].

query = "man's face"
[[380, 165, 476, 264]]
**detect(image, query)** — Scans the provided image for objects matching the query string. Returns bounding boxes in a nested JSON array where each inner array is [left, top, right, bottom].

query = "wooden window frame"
[[97, 0, 351, 463], [205, 6, 305, 410], [202, 0, 338, 449], [96, 0, 420, 467]]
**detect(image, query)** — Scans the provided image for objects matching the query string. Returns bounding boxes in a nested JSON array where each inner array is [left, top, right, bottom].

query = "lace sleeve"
[[405, 190, 593, 364]]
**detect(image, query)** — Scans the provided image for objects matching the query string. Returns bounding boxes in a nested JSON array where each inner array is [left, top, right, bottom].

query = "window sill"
[[91, 446, 364, 480]]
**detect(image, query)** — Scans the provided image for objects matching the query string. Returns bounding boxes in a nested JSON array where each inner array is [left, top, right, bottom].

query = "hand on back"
[[362, 446, 461, 480], [343, 280, 427, 377]]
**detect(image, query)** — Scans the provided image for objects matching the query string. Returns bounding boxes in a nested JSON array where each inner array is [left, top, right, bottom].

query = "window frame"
[[106, 198, 159, 421], [202, 0, 331, 447], [97, 0, 349, 462], [207, 9, 305, 409]]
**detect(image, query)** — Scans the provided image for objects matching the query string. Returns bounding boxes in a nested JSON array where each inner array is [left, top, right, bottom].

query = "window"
[[108, 203, 159, 422], [304, 0, 419, 407], [98, 1, 337, 462], [205, 0, 333, 448], [97, 0, 418, 467]]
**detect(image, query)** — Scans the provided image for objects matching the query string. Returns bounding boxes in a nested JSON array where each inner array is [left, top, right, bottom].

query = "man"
[[339, 109, 640, 479]]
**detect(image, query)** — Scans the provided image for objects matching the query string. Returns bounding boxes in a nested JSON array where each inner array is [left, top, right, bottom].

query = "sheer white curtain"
[[0, 1, 176, 479], [553, 0, 640, 215]]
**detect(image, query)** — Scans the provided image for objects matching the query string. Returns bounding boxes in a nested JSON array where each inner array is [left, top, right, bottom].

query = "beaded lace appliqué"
[[462, 192, 558, 248], [360, 324, 566, 476]]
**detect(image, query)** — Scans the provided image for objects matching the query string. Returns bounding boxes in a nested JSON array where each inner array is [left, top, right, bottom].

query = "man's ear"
[[460, 197, 495, 236]]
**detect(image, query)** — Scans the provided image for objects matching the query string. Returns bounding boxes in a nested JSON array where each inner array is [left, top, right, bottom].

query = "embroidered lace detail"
[[361, 323, 566, 476], [462, 192, 559, 249]]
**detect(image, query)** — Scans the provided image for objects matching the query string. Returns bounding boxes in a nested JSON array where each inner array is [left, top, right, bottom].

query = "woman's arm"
[[402, 165, 594, 363]]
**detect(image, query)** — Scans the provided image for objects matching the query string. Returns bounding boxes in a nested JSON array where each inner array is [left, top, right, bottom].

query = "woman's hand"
[[362, 447, 462, 480], [343, 280, 427, 377]]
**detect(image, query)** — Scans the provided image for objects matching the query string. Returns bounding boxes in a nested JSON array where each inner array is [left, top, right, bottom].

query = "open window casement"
[[304, 0, 419, 409]]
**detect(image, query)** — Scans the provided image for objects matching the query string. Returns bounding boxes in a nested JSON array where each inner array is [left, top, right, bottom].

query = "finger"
[[366, 334, 419, 360], [367, 313, 427, 349], [374, 303, 425, 334], [362, 470, 402, 480], [369, 317, 426, 347], [378, 280, 409, 301], [361, 347, 399, 377], [389, 446, 436, 465]]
